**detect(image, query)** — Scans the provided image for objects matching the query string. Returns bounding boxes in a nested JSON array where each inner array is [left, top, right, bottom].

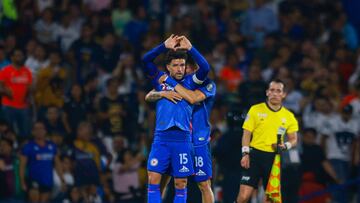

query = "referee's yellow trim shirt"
[[242, 102, 299, 152]]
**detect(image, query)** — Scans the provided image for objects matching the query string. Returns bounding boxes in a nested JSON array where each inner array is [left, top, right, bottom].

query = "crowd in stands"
[[0, 0, 360, 202]]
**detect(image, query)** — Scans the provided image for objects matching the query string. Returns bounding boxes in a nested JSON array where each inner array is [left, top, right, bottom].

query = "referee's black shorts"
[[240, 147, 276, 189]]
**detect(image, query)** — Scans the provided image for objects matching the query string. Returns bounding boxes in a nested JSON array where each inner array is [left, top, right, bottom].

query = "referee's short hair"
[[268, 79, 286, 92]]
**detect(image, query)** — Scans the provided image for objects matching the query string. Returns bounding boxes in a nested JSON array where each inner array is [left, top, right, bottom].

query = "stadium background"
[[1, 0, 360, 202]]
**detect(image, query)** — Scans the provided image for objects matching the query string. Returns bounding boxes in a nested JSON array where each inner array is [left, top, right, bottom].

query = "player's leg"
[[147, 141, 171, 203], [171, 142, 194, 203], [194, 144, 214, 203], [174, 177, 188, 203], [198, 180, 214, 203]]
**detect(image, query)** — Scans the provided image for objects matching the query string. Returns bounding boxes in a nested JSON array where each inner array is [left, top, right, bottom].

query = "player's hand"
[[176, 36, 192, 50], [164, 34, 179, 50], [241, 154, 250, 169], [158, 74, 168, 84], [161, 91, 183, 104]]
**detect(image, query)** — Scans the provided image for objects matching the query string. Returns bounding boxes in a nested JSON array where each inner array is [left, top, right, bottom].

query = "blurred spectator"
[[62, 84, 92, 141], [123, 6, 148, 50], [53, 156, 74, 201], [241, 0, 279, 47], [0, 138, 22, 202], [219, 52, 243, 93], [44, 106, 66, 139], [98, 78, 127, 153], [62, 186, 84, 203], [0, 0, 18, 29], [20, 121, 64, 203], [112, 147, 143, 202], [98, 32, 121, 74], [321, 105, 359, 203], [56, 13, 81, 52], [113, 53, 140, 95], [237, 64, 267, 110], [0, 48, 32, 139], [67, 3, 85, 33], [213, 109, 243, 203], [0, 46, 10, 69], [35, 0, 55, 14], [25, 44, 49, 78], [35, 50, 66, 112], [83, 0, 111, 12], [33, 8, 59, 45], [70, 122, 101, 203], [299, 128, 339, 203], [111, 0, 133, 37], [68, 24, 100, 82], [283, 78, 304, 114], [303, 96, 336, 144]]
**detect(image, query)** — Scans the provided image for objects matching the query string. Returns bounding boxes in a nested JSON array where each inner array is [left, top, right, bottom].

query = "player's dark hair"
[[268, 79, 286, 92], [165, 49, 187, 65]]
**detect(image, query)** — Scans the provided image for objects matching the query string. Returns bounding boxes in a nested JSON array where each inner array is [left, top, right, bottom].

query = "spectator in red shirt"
[[0, 48, 32, 140]]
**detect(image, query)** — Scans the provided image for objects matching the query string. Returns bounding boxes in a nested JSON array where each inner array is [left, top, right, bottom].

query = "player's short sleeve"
[[198, 81, 216, 98], [242, 106, 256, 132], [21, 143, 32, 157], [287, 113, 299, 134]]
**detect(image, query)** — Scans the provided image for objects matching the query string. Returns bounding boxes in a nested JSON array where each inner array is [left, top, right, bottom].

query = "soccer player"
[[142, 35, 209, 203], [145, 57, 216, 203], [237, 79, 299, 203]]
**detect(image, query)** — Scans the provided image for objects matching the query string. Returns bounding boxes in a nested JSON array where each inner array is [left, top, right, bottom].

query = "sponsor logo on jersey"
[[179, 166, 189, 173]]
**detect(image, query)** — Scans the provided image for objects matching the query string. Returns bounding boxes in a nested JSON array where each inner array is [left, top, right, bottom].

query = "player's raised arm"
[[177, 36, 209, 83], [142, 34, 178, 78]]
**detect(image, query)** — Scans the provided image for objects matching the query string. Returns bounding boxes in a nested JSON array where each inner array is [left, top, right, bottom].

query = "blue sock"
[[148, 184, 161, 203], [174, 188, 187, 203]]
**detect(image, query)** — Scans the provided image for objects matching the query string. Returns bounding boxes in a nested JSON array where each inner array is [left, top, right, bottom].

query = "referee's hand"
[[241, 155, 250, 169]]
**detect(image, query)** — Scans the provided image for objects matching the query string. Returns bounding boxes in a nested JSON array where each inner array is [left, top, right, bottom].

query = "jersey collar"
[[265, 101, 282, 112]]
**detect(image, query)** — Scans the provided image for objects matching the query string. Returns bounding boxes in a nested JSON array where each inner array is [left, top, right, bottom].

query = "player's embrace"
[[142, 35, 209, 203]]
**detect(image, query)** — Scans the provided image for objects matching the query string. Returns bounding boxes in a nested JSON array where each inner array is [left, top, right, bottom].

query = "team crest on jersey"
[[206, 83, 213, 91], [150, 158, 158, 166]]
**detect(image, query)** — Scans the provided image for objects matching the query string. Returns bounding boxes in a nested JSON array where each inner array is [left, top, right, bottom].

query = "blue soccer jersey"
[[192, 79, 216, 182], [192, 79, 216, 146], [21, 141, 57, 187], [142, 42, 209, 178]]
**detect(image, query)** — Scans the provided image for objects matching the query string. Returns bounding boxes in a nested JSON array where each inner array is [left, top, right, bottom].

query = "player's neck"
[[266, 101, 282, 112]]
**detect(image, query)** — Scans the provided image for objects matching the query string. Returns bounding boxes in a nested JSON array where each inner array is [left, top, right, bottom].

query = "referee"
[[236, 79, 299, 203]]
